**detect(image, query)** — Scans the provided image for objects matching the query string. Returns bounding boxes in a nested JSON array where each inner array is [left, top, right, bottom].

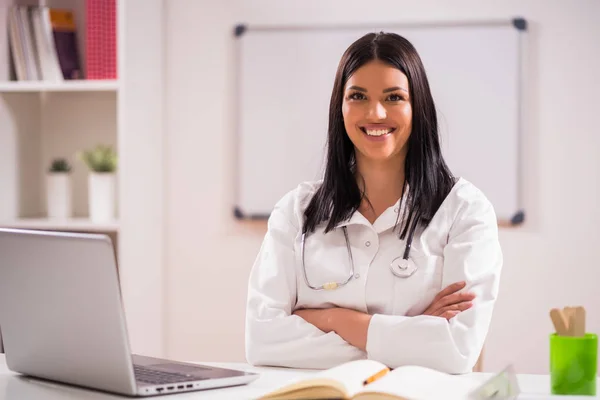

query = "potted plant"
[[46, 158, 72, 218], [78, 145, 118, 222]]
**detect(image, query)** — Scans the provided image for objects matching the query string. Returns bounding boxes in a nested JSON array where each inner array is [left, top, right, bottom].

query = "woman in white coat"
[[245, 32, 502, 374]]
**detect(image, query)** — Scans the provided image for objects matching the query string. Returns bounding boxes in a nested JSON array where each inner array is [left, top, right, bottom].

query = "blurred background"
[[0, 0, 599, 375]]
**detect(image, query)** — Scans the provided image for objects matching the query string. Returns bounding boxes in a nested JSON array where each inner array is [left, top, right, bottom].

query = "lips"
[[359, 125, 396, 137]]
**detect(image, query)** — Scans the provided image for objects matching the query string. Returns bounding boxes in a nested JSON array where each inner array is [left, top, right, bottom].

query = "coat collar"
[[334, 187, 410, 234]]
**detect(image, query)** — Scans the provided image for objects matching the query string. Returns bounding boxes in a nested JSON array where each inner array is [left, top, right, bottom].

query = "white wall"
[[118, 0, 165, 357], [164, 0, 600, 374]]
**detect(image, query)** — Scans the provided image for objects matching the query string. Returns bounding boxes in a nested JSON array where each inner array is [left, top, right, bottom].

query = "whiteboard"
[[234, 20, 527, 224]]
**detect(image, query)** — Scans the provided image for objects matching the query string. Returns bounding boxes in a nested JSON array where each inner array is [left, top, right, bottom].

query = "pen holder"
[[550, 333, 597, 395]]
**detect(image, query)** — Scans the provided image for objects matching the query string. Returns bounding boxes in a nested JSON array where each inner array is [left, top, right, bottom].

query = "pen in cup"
[[549, 306, 586, 337], [549, 305, 597, 395]]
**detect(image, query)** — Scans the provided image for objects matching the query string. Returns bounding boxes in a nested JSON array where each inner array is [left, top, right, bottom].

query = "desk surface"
[[0, 355, 596, 399]]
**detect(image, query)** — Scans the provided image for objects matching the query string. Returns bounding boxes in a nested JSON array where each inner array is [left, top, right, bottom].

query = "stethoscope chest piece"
[[390, 256, 418, 278]]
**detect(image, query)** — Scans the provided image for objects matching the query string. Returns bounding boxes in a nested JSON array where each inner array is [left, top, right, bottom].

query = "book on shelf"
[[86, 0, 117, 79], [256, 359, 520, 400], [48, 8, 81, 80], [6, 5, 82, 82]]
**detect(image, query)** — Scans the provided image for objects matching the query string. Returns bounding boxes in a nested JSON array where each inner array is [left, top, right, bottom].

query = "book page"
[[355, 365, 481, 400], [259, 359, 387, 400], [318, 359, 389, 397]]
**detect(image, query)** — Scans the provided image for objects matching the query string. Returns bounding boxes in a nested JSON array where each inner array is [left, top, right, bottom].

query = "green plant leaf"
[[49, 158, 72, 173], [78, 145, 118, 173]]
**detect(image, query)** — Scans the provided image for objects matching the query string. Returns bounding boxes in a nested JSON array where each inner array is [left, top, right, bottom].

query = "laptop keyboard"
[[134, 364, 202, 385]]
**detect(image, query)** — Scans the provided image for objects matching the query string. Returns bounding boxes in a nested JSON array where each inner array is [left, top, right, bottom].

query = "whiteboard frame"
[[232, 18, 528, 226]]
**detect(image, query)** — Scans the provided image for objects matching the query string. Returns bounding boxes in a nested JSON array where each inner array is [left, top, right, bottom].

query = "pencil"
[[363, 368, 390, 385]]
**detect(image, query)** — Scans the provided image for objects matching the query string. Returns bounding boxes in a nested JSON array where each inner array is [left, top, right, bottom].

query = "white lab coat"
[[245, 177, 502, 374]]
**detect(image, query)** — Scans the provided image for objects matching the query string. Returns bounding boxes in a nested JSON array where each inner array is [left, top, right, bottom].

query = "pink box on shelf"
[[85, 0, 116, 80]]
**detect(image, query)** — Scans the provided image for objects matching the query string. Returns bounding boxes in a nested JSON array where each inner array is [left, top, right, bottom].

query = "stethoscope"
[[300, 214, 420, 291]]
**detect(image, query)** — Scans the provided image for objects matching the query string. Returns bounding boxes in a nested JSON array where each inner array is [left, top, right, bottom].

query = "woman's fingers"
[[422, 281, 476, 319], [439, 310, 461, 320], [436, 290, 476, 308], [431, 281, 466, 303], [434, 301, 474, 318]]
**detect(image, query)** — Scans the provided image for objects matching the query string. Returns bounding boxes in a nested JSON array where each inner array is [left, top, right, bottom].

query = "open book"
[[257, 359, 488, 400]]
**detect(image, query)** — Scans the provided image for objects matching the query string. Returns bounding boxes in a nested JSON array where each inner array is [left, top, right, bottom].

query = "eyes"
[[346, 91, 406, 103]]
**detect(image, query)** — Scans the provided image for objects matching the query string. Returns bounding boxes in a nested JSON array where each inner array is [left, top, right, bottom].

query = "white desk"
[[0, 355, 596, 399]]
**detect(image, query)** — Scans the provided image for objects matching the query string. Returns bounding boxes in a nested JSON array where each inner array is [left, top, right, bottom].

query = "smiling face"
[[342, 60, 412, 165]]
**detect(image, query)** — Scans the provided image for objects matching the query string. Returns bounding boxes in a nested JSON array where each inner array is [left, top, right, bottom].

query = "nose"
[[367, 101, 387, 120]]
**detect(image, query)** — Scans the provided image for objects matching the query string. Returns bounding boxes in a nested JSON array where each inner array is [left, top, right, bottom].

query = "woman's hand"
[[293, 308, 372, 351], [422, 281, 475, 320]]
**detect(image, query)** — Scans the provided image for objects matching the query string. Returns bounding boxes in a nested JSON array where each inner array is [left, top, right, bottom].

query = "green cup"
[[550, 333, 598, 395]]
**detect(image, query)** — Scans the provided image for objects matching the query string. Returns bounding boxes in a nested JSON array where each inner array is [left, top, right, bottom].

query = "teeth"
[[365, 129, 393, 136]]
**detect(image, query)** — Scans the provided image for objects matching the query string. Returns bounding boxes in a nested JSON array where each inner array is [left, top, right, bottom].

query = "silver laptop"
[[0, 228, 259, 396]]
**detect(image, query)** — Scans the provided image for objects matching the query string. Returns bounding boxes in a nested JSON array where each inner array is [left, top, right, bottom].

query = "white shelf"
[[0, 217, 119, 232], [0, 80, 120, 93]]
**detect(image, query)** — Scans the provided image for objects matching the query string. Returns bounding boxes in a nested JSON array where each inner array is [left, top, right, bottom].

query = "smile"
[[359, 127, 396, 137]]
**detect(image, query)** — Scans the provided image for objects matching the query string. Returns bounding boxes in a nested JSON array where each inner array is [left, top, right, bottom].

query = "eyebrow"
[[384, 86, 408, 94], [347, 85, 409, 94]]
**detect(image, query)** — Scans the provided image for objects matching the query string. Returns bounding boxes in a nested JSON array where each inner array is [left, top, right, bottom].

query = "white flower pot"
[[46, 173, 72, 218], [89, 172, 116, 222]]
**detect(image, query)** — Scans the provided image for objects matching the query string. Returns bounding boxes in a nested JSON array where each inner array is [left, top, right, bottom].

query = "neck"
[[355, 155, 405, 221]]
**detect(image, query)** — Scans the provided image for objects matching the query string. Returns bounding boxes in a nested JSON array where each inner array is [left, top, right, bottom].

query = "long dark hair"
[[303, 32, 455, 239]]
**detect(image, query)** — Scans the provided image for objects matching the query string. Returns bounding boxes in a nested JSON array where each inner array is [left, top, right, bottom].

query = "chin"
[[359, 150, 398, 162]]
